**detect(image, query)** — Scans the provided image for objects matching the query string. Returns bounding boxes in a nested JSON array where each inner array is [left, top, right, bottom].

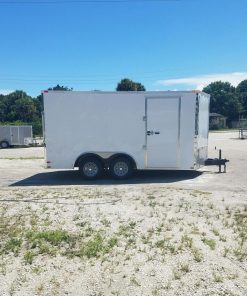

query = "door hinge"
[[143, 116, 147, 121], [142, 145, 147, 149]]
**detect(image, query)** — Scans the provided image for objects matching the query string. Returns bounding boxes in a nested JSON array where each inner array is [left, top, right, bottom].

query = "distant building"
[[209, 113, 227, 129]]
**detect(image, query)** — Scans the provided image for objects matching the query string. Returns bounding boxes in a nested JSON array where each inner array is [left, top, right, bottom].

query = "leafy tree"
[[237, 79, 247, 92], [0, 94, 7, 122], [36, 94, 44, 112], [203, 81, 242, 125], [11, 97, 37, 122], [116, 78, 146, 91], [48, 84, 73, 91], [236, 80, 247, 116], [0, 91, 42, 136]]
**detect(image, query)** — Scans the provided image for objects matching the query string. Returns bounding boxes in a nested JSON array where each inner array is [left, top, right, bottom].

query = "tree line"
[[203, 80, 247, 126], [0, 78, 246, 136]]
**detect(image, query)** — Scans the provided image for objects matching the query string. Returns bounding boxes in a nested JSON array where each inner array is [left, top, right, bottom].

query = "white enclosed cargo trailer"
[[0, 125, 33, 148], [43, 91, 210, 179]]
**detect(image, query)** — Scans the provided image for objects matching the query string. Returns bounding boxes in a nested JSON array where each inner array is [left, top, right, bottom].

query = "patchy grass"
[[180, 262, 190, 273], [190, 190, 212, 197], [26, 230, 70, 246], [231, 207, 247, 261], [3, 238, 22, 254], [80, 234, 118, 258], [202, 238, 216, 250], [213, 272, 223, 283], [172, 269, 182, 280], [117, 224, 135, 238], [24, 251, 36, 264], [1, 187, 247, 295], [179, 234, 193, 250], [192, 248, 204, 262]]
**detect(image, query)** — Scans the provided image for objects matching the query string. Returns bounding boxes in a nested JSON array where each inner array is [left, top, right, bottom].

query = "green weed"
[[202, 238, 216, 250]]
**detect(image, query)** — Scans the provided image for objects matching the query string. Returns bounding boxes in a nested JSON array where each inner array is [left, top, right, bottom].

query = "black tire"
[[109, 157, 133, 179], [78, 157, 103, 180], [0, 141, 9, 149]]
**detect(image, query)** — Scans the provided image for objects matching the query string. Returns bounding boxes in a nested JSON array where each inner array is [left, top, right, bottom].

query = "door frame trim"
[[144, 96, 181, 169], [10, 126, 20, 145]]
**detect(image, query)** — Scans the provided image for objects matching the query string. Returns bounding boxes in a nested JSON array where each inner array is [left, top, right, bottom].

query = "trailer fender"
[[74, 153, 104, 168], [74, 152, 137, 170]]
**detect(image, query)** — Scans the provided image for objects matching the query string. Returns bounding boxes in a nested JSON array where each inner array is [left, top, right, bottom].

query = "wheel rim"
[[113, 161, 129, 177], [1, 142, 7, 148], [83, 162, 99, 177]]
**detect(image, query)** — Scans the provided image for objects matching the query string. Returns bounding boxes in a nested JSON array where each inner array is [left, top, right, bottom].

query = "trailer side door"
[[146, 97, 181, 168], [10, 126, 19, 145]]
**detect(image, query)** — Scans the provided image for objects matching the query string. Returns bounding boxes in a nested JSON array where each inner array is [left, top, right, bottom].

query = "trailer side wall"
[[44, 92, 145, 169]]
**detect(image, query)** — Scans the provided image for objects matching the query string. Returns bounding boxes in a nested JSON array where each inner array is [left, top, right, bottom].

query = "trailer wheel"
[[109, 157, 133, 179], [78, 157, 103, 179], [0, 141, 9, 149]]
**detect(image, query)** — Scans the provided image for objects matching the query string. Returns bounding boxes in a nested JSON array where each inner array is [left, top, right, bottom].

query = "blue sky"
[[0, 0, 247, 97]]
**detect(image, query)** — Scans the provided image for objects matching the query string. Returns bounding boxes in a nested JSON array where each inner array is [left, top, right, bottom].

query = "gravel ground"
[[0, 132, 246, 296]]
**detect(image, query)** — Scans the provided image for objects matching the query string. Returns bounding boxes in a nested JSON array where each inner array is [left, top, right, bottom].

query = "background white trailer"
[[43, 91, 210, 179], [0, 125, 33, 148]]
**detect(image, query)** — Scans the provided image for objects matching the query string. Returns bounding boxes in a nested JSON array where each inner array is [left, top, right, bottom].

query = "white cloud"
[[0, 89, 14, 95], [157, 72, 247, 90]]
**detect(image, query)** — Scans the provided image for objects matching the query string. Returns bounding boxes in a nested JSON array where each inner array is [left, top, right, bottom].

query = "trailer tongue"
[[205, 149, 229, 173]]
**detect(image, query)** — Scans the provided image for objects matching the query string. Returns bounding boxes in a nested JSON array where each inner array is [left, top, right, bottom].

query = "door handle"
[[147, 131, 160, 135]]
